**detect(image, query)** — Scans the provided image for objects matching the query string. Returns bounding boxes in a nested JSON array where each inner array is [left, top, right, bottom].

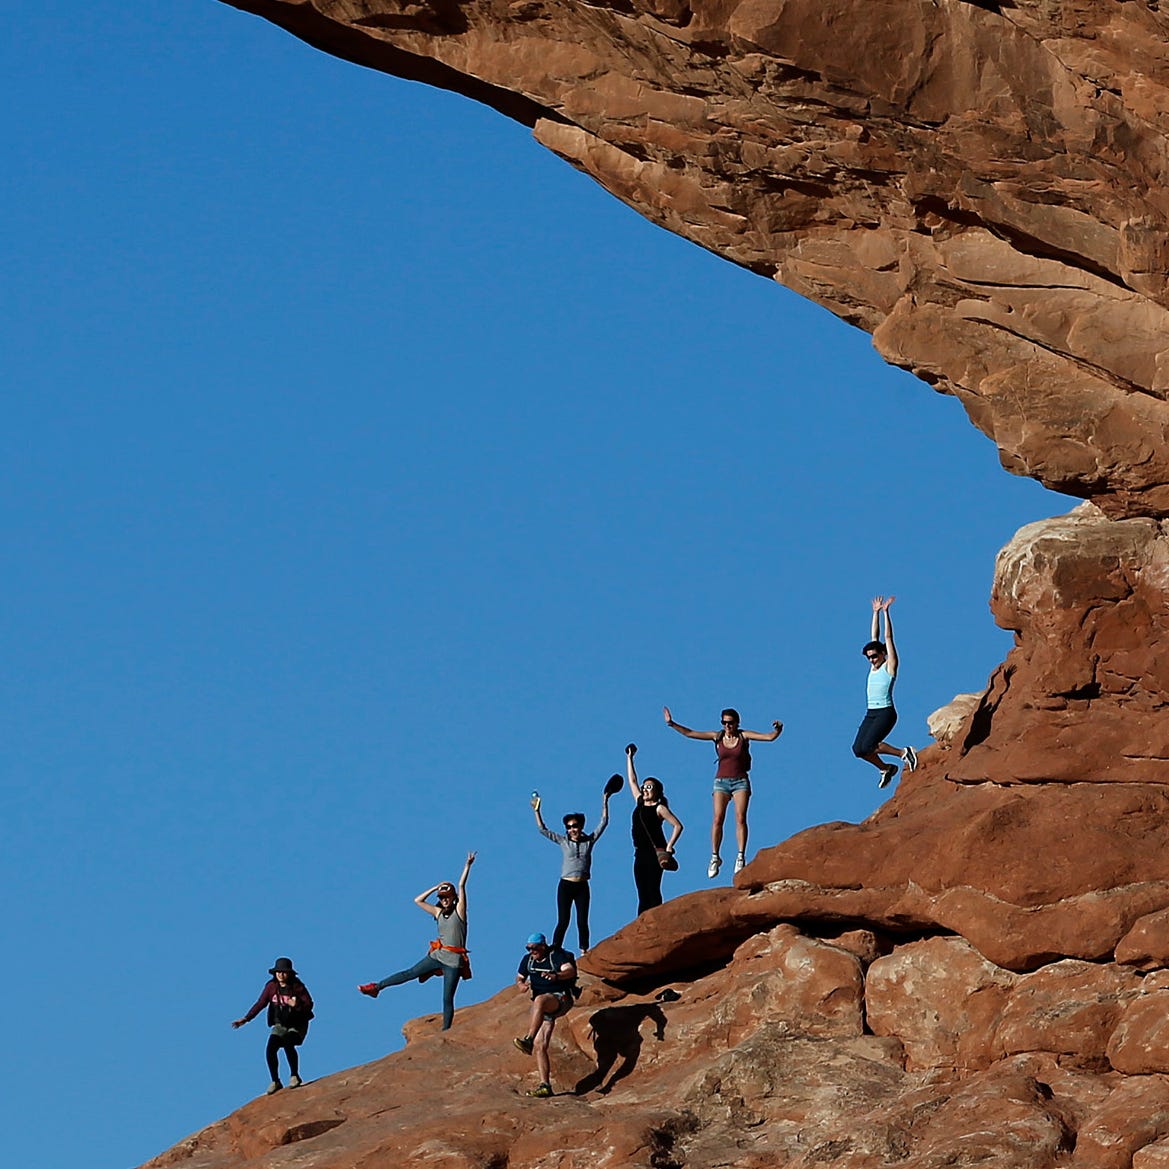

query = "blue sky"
[[4, 4, 1063, 1167]]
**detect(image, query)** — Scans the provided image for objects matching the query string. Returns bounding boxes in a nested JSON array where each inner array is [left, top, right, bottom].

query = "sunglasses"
[[566, 823, 584, 830], [722, 719, 737, 725]]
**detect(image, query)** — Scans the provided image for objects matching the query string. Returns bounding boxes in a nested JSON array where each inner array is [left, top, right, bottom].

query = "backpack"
[[528, 947, 580, 999]]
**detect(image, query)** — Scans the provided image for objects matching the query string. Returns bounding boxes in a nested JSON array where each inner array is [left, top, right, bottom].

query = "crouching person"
[[513, 932, 577, 1098]]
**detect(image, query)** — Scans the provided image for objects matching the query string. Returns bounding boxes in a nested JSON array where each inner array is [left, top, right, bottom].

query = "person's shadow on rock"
[[574, 1004, 667, 1096]]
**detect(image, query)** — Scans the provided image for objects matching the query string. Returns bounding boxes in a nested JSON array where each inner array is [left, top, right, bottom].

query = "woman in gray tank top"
[[357, 850, 476, 1030]]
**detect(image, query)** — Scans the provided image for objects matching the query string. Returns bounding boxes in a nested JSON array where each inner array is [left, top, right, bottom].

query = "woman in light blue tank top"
[[851, 596, 918, 789]]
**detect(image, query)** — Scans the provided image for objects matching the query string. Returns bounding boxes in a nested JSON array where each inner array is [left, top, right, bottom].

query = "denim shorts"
[[713, 776, 751, 796]]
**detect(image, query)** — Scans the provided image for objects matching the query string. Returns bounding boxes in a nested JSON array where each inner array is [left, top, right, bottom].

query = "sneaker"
[[903, 745, 918, 772], [513, 1036, 534, 1056], [879, 765, 898, 789], [707, 854, 722, 879], [266, 1080, 282, 1095], [734, 853, 746, 875], [526, 1082, 553, 1098], [288, 1075, 302, 1088], [358, 983, 380, 998]]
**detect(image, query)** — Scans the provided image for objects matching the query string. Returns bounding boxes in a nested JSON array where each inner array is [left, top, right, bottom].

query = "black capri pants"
[[852, 707, 897, 757]]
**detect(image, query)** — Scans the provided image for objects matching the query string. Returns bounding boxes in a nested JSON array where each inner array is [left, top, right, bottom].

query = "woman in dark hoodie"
[[232, 956, 314, 1095]]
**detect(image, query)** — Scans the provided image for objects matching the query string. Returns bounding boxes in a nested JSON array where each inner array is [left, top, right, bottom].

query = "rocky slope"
[[144, 504, 1169, 1167], [220, 0, 1169, 516]]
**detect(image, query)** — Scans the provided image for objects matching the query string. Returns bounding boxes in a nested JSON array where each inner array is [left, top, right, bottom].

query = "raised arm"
[[742, 720, 784, 742], [663, 705, 719, 741], [592, 793, 611, 842], [626, 743, 641, 799], [457, 851, 476, 920], [531, 793, 557, 840], [414, 885, 442, 918], [881, 596, 898, 676], [871, 596, 882, 642], [658, 803, 684, 851]]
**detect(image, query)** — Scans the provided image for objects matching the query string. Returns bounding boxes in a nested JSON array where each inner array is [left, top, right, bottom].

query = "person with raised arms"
[[663, 705, 782, 878], [531, 775, 620, 953], [358, 851, 476, 1030], [853, 595, 917, 788], [625, 743, 683, 913]]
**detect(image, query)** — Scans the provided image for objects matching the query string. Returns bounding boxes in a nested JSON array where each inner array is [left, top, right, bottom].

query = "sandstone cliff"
[[143, 3, 1169, 1165], [220, 0, 1169, 516], [143, 506, 1169, 1168]]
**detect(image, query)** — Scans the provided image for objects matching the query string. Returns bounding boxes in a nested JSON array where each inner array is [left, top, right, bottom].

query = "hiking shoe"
[[903, 745, 918, 772], [358, 983, 380, 998], [734, 853, 746, 875], [266, 1080, 282, 1095], [526, 1082, 553, 1098], [513, 1036, 534, 1056], [707, 854, 722, 879], [879, 765, 898, 789], [288, 1075, 302, 1088]]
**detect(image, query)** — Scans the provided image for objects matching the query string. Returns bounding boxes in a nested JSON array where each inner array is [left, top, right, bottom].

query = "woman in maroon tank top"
[[663, 705, 783, 880]]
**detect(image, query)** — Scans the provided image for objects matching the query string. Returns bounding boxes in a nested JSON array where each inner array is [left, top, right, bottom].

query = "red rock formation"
[[139, 503, 1169, 1169], [220, 0, 1169, 515], [139, 4, 1169, 1166]]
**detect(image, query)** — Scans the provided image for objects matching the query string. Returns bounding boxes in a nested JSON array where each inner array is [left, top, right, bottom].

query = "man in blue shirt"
[[513, 933, 577, 1098]]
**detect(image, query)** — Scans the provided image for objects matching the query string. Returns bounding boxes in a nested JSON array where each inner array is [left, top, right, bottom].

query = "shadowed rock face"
[[143, 6, 1169, 1167], [221, 0, 1169, 515]]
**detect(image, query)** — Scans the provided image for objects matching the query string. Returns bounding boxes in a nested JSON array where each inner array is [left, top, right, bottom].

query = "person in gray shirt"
[[357, 851, 475, 1030], [531, 780, 618, 952]]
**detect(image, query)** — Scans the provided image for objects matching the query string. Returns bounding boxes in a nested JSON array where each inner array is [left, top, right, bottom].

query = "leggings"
[[634, 849, 664, 915], [553, 878, 591, 951], [852, 706, 898, 757], [266, 1032, 300, 1081], [376, 954, 462, 1030]]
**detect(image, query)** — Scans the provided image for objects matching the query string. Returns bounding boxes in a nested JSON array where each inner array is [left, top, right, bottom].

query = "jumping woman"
[[854, 595, 917, 788], [663, 705, 782, 878]]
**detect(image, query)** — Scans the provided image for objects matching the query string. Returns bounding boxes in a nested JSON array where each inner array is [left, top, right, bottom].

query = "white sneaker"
[[266, 1080, 282, 1095], [903, 746, 918, 772], [879, 765, 898, 789], [289, 1075, 302, 1088], [734, 853, 746, 874], [707, 854, 722, 879]]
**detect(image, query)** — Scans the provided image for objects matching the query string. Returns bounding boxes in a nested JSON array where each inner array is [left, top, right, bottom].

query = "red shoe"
[[358, 983, 380, 998]]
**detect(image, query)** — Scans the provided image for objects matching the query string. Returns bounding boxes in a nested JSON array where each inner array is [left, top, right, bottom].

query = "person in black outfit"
[[625, 743, 683, 914], [232, 956, 314, 1095]]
